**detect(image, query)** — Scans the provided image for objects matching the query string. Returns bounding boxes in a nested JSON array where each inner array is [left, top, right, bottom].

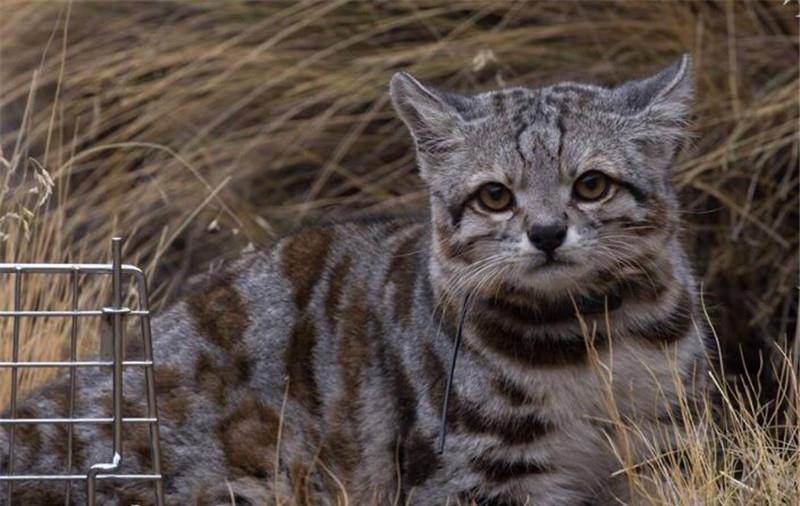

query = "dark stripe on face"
[[188, 273, 249, 350], [600, 215, 661, 238], [646, 198, 673, 233], [435, 227, 462, 261], [285, 317, 321, 416], [532, 131, 557, 164], [471, 455, 549, 483], [432, 190, 464, 227], [438, 229, 498, 265], [514, 122, 529, 163], [281, 227, 334, 308], [615, 179, 649, 203], [632, 290, 694, 344], [556, 112, 567, 162], [512, 97, 536, 163], [459, 402, 552, 445], [471, 315, 599, 367]]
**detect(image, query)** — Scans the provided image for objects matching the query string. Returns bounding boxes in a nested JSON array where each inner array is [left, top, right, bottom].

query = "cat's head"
[[391, 55, 693, 297]]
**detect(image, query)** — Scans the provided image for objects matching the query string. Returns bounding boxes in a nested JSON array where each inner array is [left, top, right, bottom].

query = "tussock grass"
[[0, 1, 797, 503], [622, 347, 800, 505], [580, 307, 800, 506]]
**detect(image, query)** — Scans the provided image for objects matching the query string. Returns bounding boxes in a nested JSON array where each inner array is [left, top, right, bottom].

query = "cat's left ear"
[[390, 72, 469, 160], [615, 54, 694, 165]]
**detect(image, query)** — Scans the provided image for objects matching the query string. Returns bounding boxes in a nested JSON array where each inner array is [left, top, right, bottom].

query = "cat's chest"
[[463, 334, 673, 426]]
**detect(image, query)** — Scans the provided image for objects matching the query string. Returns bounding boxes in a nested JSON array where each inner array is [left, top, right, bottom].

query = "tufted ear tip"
[[389, 71, 414, 102], [389, 71, 417, 94], [659, 53, 693, 102], [389, 71, 468, 153], [619, 55, 696, 170], [615, 54, 694, 115], [389, 71, 446, 125]]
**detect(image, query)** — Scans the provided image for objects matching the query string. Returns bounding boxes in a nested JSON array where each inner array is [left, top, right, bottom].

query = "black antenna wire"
[[437, 292, 472, 454]]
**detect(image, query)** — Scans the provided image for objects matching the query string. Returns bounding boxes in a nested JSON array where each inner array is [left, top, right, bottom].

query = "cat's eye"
[[573, 171, 610, 202], [477, 183, 514, 212]]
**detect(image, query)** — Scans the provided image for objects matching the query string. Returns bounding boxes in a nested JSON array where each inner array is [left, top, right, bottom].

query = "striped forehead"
[[473, 86, 599, 183]]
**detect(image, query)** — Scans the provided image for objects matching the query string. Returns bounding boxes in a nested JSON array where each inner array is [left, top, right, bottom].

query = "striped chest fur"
[[2, 56, 711, 506]]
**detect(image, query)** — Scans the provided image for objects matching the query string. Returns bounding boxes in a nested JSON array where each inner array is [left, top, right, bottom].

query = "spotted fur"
[[1, 55, 710, 505]]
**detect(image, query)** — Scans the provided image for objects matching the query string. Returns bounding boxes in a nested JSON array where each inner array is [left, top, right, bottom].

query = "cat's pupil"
[[488, 185, 504, 200]]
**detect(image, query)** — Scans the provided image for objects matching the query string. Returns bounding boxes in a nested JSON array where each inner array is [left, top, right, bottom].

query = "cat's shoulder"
[[182, 213, 428, 295]]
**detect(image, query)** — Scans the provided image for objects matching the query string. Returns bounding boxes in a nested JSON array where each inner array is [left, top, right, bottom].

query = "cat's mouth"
[[542, 259, 574, 270], [524, 254, 576, 271]]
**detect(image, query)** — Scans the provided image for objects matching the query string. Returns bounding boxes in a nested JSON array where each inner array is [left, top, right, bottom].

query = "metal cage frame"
[[0, 238, 164, 505]]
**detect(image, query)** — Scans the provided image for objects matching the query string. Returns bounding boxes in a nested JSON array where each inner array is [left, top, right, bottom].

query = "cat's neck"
[[426, 229, 691, 366]]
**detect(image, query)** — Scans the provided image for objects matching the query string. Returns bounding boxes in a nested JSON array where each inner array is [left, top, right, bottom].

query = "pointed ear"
[[617, 54, 693, 122], [616, 54, 694, 165], [390, 72, 467, 157]]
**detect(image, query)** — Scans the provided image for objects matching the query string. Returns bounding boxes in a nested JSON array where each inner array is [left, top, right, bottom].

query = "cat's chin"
[[522, 254, 576, 272], [513, 257, 590, 293]]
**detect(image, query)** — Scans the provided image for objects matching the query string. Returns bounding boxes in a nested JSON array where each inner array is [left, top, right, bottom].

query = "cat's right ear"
[[390, 72, 466, 157]]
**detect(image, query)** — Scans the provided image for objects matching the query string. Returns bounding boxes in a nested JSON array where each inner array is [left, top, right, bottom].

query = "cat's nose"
[[528, 223, 567, 254]]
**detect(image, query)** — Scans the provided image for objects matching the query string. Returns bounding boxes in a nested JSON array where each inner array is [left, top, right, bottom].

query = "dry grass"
[[0, 1, 797, 504], [609, 338, 800, 506]]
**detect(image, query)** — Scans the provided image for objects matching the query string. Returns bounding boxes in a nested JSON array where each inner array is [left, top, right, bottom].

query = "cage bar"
[[0, 238, 165, 505], [0, 361, 154, 368], [65, 267, 78, 504]]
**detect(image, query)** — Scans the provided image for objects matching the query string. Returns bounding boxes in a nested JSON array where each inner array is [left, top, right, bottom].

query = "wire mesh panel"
[[0, 238, 164, 505]]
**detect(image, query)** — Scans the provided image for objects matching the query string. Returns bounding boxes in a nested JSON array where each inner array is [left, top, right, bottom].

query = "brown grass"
[[0, 1, 797, 503], [604, 333, 800, 506]]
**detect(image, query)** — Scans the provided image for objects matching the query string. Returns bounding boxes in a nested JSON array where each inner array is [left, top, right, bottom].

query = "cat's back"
[[0, 216, 432, 504], [237, 213, 430, 315], [164, 214, 432, 411]]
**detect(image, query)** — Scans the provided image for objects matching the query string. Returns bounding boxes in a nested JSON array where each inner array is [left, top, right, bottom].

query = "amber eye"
[[477, 183, 514, 212], [573, 171, 610, 201]]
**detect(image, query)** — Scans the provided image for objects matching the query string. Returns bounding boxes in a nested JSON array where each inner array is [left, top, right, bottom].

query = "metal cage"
[[0, 238, 164, 505]]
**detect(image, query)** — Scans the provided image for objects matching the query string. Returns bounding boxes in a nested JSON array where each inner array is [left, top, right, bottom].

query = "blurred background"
[[0, 1, 798, 407]]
